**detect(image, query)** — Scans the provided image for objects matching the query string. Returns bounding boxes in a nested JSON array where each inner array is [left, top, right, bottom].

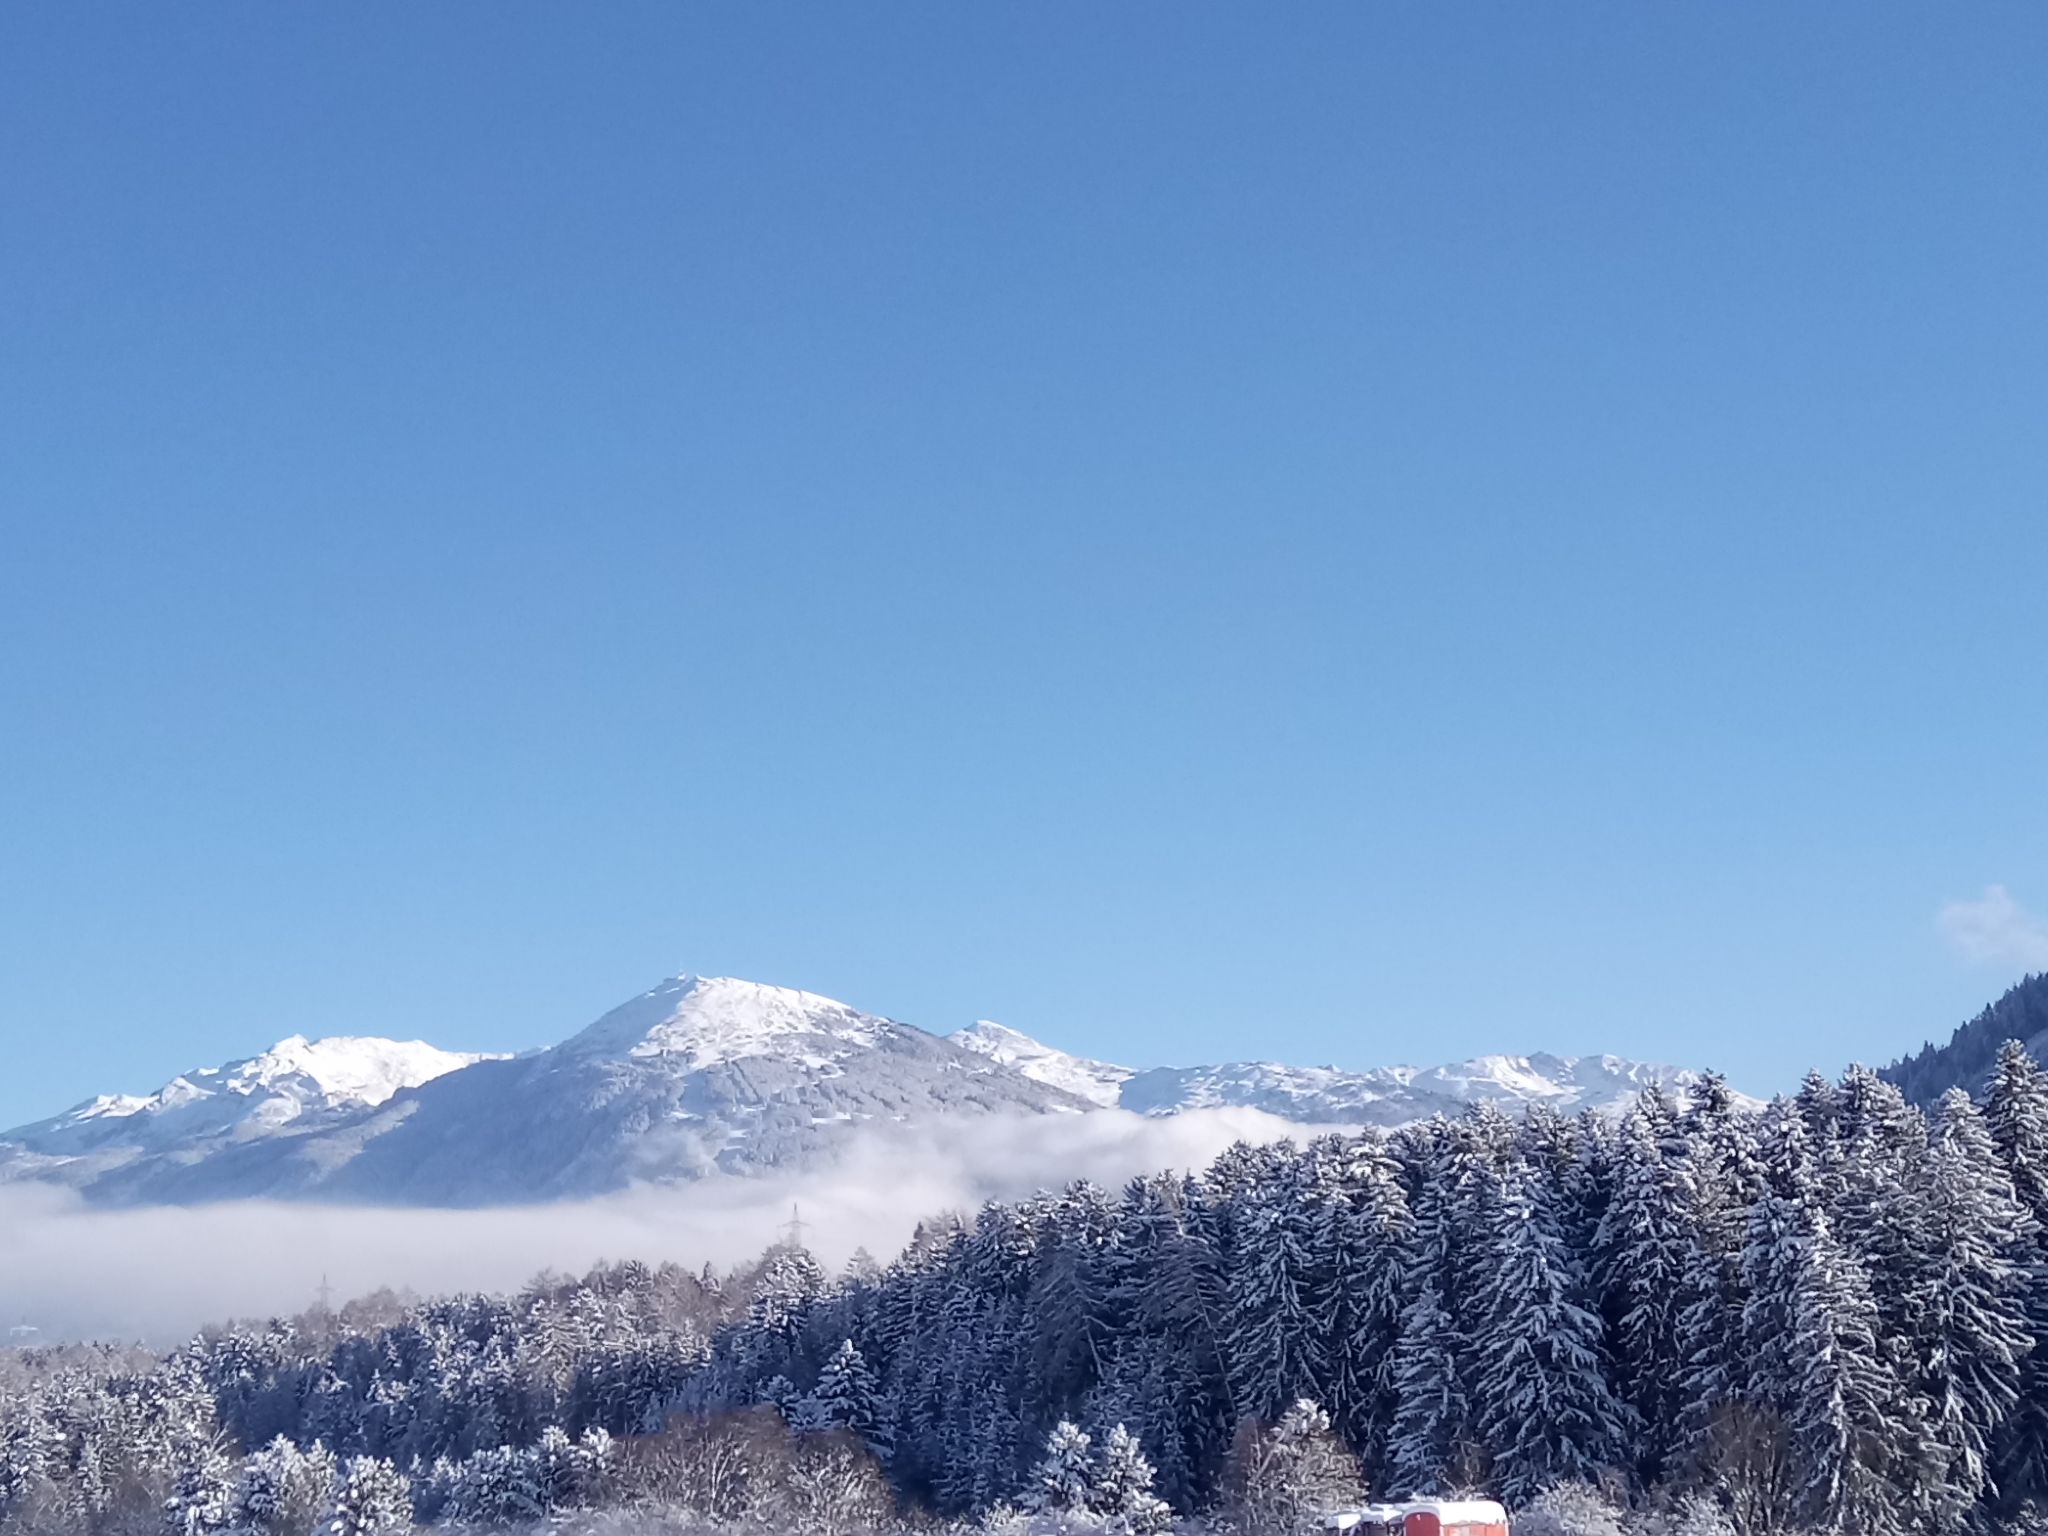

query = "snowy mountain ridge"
[[947, 1022, 1755, 1124], [0, 972, 1746, 1206], [18, 1034, 495, 1147], [950, 1020, 1133, 1108]]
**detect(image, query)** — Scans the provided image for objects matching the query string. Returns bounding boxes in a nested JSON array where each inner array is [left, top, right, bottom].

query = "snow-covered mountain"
[[0, 1034, 495, 1183], [951, 1020, 1132, 1107], [950, 1022, 1749, 1126], [0, 973, 1746, 1206], [0, 978, 1090, 1205]]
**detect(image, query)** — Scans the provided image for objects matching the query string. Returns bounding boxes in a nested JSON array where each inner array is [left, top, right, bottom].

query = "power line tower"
[[314, 1273, 334, 1314], [780, 1203, 808, 1250]]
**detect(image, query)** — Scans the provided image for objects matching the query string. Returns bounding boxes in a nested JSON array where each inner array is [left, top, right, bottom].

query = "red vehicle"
[[1326, 1500, 1510, 1536]]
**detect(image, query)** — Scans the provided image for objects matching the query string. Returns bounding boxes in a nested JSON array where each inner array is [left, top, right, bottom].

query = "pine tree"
[[1471, 1160, 1631, 1503], [1029, 1421, 1097, 1514], [531, 1423, 580, 1512], [235, 1436, 337, 1535], [1123, 1174, 1233, 1503], [446, 1443, 541, 1526], [1595, 1107, 1696, 1479], [1317, 1132, 1411, 1469], [1835, 1067, 1933, 1308], [750, 1245, 828, 1354], [1226, 1156, 1335, 1423], [1988, 1039, 2048, 1514], [1917, 1089, 2032, 1526], [1740, 1166, 1901, 1535], [811, 1338, 891, 1461], [326, 1455, 412, 1536], [1990, 1040, 2048, 1219], [1384, 1276, 1464, 1497], [1032, 1184, 1119, 1414], [1094, 1424, 1172, 1534], [165, 1445, 239, 1536]]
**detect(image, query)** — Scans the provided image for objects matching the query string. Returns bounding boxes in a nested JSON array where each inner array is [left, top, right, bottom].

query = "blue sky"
[[4, 4, 2046, 1129]]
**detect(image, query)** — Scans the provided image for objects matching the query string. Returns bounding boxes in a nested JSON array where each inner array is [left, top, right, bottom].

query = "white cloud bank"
[[0, 1106, 1320, 1344], [1937, 884, 2048, 971]]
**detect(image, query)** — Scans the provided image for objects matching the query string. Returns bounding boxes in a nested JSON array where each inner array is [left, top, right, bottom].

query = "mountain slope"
[[1881, 972, 2048, 1106], [951, 1020, 1131, 1107], [0, 1035, 494, 1189], [0, 977, 1091, 1206], [2, 973, 1751, 1207]]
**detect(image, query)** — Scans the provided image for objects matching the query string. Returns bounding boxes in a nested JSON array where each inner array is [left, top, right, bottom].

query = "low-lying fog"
[[0, 1106, 1317, 1342]]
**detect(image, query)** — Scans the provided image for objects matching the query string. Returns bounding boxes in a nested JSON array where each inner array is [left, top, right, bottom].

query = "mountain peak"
[[222, 1034, 490, 1108], [562, 974, 894, 1067]]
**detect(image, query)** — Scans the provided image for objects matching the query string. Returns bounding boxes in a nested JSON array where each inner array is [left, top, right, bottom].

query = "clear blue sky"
[[4, 4, 2046, 1130]]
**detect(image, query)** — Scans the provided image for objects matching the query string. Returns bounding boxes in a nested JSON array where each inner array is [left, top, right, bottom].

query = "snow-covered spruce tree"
[[1988, 1037, 2048, 1516], [748, 1244, 829, 1369], [0, 1398, 66, 1533], [1471, 1159, 1631, 1504], [1914, 1088, 2031, 1528], [444, 1443, 542, 1526], [1029, 1181, 1121, 1421], [929, 1313, 995, 1515], [809, 1338, 891, 1461], [574, 1424, 619, 1507], [1384, 1275, 1465, 1498], [532, 1422, 587, 1512], [325, 1455, 411, 1536], [1447, 1109, 1517, 1326], [1315, 1131, 1412, 1473], [1595, 1105, 1697, 1481], [164, 1444, 239, 1536], [1833, 1066, 1932, 1322], [1115, 1173, 1233, 1508], [234, 1435, 337, 1535], [1667, 1077, 1765, 1486], [1738, 1115, 1902, 1536], [1225, 1157, 1335, 1425], [1517, 1106, 1595, 1246], [1030, 1421, 1099, 1515], [1093, 1424, 1172, 1535], [1793, 1070, 1843, 1146], [406, 1456, 460, 1527], [1384, 1122, 1478, 1498], [1666, 1253, 1741, 1486], [1989, 1038, 2048, 1221]]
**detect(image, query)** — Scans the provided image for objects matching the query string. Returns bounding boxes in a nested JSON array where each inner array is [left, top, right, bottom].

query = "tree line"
[[9, 1046, 2048, 1535]]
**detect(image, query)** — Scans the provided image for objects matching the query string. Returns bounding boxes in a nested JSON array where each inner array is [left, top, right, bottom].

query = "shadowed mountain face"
[[2, 973, 1742, 1207]]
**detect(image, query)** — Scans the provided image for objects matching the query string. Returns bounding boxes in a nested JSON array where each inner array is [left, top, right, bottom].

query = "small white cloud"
[[1937, 884, 2048, 971]]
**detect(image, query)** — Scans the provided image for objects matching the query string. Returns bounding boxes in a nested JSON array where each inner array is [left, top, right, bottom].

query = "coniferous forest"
[[10, 1048, 2048, 1536]]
